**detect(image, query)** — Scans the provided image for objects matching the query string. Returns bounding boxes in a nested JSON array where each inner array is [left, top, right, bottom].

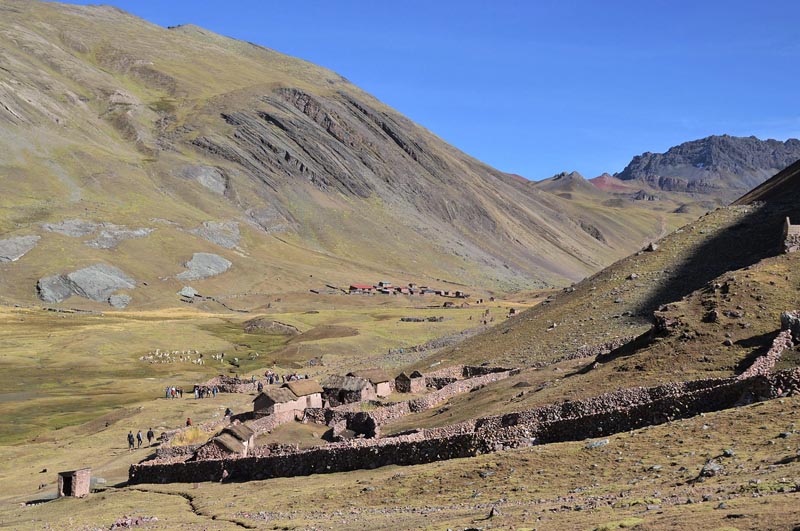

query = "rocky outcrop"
[[617, 135, 800, 197], [176, 165, 228, 195], [0, 235, 39, 262], [36, 263, 136, 305], [41, 219, 152, 248], [86, 225, 153, 249], [176, 253, 231, 280], [189, 221, 240, 249], [41, 219, 100, 237]]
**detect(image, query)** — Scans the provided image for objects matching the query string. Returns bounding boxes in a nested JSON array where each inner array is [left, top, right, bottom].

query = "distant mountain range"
[[613, 135, 800, 200]]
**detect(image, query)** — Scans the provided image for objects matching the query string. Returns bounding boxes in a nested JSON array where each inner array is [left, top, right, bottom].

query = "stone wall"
[[738, 329, 793, 379], [130, 369, 800, 485]]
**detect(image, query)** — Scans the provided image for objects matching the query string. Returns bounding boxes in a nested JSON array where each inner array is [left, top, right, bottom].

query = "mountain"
[[0, 0, 686, 310], [616, 135, 800, 199]]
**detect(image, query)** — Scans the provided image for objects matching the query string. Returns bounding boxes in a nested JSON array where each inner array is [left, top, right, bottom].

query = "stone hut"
[[347, 369, 392, 397], [253, 387, 304, 418], [395, 370, 425, 393], [321, 374, 376, 406], [57, 468, 91, 498], [192, 422, 256, 460], [783, 217, 800, 253], [283, 380, 323, 409]]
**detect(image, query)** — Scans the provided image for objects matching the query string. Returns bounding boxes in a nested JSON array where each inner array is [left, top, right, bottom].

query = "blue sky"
[[61, 0, 800, 179]]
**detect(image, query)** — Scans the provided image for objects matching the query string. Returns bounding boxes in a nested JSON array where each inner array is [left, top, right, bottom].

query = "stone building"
[[783, 217, 800, 253], [347, 369, 392, 397], [395, 370, 425, 393], [57, 468, 91, 498], [283, 380, 323, 409], [321, 375, 376, 406], [253, 381, 324, 418]]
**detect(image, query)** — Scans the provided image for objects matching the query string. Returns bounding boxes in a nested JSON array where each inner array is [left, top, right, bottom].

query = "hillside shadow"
[[634, 199, 800, 318]]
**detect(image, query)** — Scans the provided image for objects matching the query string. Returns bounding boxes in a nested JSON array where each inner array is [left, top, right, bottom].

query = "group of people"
[[193, 384, 219, 399], [127, 428, 155, 451], [164, 386, 183, 399]]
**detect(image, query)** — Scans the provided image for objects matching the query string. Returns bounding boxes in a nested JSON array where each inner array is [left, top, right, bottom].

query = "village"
[[347, 280, 473, 299]]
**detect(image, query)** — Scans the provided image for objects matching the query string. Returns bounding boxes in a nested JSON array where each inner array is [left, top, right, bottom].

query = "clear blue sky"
[[61, 0, 800, 179]]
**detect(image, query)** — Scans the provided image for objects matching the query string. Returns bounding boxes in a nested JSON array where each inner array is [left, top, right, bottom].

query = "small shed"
[[395, 370, 425, 393], [283, 380, 323, 409], [321, 375, 375, 406], [253, 387, 303, 418], [348, 369, 392, 397], [57, 468, 91, 498]]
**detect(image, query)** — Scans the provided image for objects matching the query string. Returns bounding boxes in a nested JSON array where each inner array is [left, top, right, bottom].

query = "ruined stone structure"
[[783, 217, 800, 253], [57, 468, 91, 498], [321, 375, 376, 406], [192, 422, 255, 460]]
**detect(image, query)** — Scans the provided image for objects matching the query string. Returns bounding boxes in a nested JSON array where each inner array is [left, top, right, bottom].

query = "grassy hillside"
[[0, 0, 699, 312]]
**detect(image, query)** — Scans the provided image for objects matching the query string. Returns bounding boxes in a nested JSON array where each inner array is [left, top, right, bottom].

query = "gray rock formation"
[[177, 165, 228, 195], [41, 219, 100, 237], [36, 275, 73, 303], [178, 286, 198, 298], [36, 264, 136, 304], [0, 235, 40, 262], [617, 135, 800, 197], [108, 294, 132, 308], [42, 219, 152, 248], [189, 221, 240, 249], [86, 225, 153, 249], [176, 253, 231, 280]]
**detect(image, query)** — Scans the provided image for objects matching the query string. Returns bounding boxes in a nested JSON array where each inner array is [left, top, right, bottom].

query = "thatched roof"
[[409, 370, 423, 378], [222, 422, 254, 442], [213, 433, 245, 454], [348, 368, 390, 384], [321, 374, 371, 392], [283, 380, 323, 397], [253, 387, 297, 405]]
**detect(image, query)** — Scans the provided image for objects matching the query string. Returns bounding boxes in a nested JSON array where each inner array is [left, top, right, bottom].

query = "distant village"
[[348, 280, 473, 299]]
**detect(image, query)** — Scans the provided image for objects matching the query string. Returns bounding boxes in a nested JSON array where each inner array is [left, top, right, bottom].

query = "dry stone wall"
[[130, 369, 800, 485]]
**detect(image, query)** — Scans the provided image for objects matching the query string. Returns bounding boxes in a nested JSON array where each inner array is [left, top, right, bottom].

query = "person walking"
[[186, 417, 192, 427], [136, 430, 143, 448], [146, 427, 154, 446], [127, 431, 135, 452]]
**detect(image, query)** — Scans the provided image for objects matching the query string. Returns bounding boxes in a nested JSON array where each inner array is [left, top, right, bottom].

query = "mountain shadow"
[[633, 160, 800, 318]]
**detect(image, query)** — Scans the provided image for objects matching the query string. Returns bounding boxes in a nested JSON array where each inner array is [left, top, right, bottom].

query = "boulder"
[[780, 311, 800, 342], [176, 253, 232, 280], [178, 286, 198, 298], [36, 275, 73, 303], [108, 294, 132, 308], [64, 264, 136, 302], [189, 221, 240, 249], [0, 235, 40, 262]]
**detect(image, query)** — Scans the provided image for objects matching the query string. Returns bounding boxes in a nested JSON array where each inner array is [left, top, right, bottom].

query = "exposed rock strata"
[[0, 235, 39, 262]]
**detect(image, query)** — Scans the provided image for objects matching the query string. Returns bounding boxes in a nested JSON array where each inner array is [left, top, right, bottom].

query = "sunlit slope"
[[1, 0, 697, 309]]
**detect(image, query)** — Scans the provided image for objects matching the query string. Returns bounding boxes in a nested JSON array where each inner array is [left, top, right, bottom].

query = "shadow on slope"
[[634, 197, 800, 319]]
